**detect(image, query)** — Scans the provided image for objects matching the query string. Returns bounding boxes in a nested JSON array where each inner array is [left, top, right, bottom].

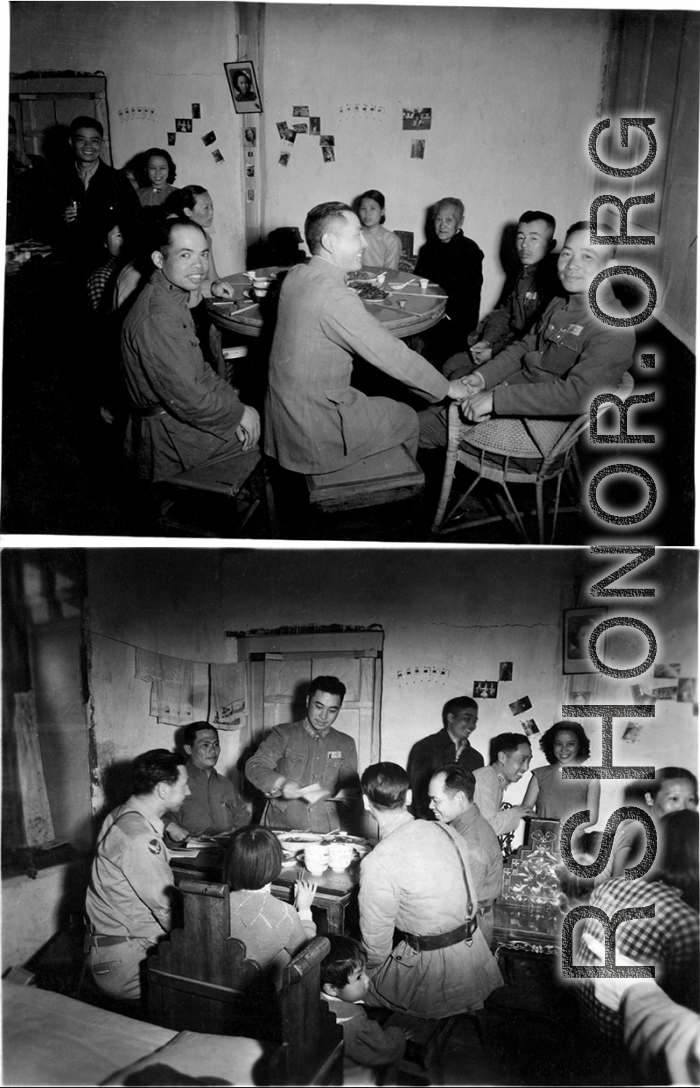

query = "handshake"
[[446, 370, 494, 423]]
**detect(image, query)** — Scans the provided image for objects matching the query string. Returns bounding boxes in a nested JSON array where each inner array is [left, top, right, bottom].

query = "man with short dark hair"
[[473, 733, 534, 835], [120, 218, 260, 481], [50, 115, 140, 272], [264, 200, 468, 474], [358, 762, 502, 1018], [407, 697, 484, 820], [457, 210, 559, 370], [245, 675, 360, 832], [85, 749, 188, 1001], [163, 722, 250, 841], [428, 765, 503, 946]]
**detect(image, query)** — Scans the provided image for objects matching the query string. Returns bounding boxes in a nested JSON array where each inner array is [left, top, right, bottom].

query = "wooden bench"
[[306, 443, 424, 514]]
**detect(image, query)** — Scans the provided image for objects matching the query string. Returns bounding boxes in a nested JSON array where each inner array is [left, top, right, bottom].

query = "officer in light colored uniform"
[[85, 749, 189, 1001]]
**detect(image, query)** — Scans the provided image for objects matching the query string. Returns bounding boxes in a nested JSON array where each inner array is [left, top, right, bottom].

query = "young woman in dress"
[[357, 189, 401, 270]]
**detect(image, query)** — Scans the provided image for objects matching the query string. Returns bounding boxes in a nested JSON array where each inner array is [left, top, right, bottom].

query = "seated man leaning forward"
[[85, 749, 188, 1002], [473, 733, 534, 837], [264, 201, 468, 475], [120, 217, 260, 482], [359, 762, 503, 1018], [407, 695, 484, 821], [456, 209, 559, 372], [162, 721, 251, 842], [245, 675, 360, 833], [419, 220, 635, 446], [428, 765, 503, 948]]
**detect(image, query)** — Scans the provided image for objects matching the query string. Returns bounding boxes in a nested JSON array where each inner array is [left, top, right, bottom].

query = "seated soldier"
[[419, 220, 635, 447], [163, 722, 250, 841], [446, 210, 559, 375], [120, 217, 260, 481]]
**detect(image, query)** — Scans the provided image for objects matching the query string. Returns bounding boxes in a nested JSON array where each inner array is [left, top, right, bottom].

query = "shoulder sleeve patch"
[[148, 838, 163, 856]]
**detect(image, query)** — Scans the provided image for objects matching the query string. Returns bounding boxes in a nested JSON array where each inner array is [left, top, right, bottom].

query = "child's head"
[[516, 210, 556, 268], [320, 936, 369, 1002], [223, 825, 283, 891], [557, 220, 616, 296], [645, 767, 698, 818], [540, 721, 590, 766]]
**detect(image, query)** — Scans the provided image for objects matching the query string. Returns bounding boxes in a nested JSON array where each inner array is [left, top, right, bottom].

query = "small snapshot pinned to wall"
[[654, 662, 681, 678], [411, 139, 425, 159], [622, 721, 643, 743], [322, 146, 335, 163], [279, 152, 291, 167], [245, 165, 254, 178], [212, 149, 224, 163], [202, 130, 217, 147], [246, 151, 254, 160], [175, 118, 193, 133], [293, 123, 308, 134], [120, 106, 156, 123], [167, 132, 176, 146], [277, 122, 296, 142], [652, 686, 677, 700], [246, 188, 255, 202], [508, 695, 532, 715], [402, 107, 431, 130], [292, 105, 310, 117], [397, 665, 449, 686], [310, 117, 321, 134], [677, 677, 697, 710], [521, 718, 539, 737], [499, 662, 513, 681], [320, 134, 334, 147], [192, 103, 201, 119], [244, 127, 257, 146], [474, 681, 498, 699]]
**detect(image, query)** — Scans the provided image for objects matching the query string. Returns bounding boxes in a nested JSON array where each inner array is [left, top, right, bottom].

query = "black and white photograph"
[[1, 547, 697, 1086], [402, 107, 432, 130], [563, 608, 608, 673], [224, 59, 262, 114], [508, 694, 532, 716]]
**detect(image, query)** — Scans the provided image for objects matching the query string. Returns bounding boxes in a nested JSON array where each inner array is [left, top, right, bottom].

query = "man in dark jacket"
[[407, 696, 484, 820]]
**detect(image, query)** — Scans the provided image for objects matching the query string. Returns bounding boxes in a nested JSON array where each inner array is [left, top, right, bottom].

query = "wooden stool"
[[159, 449, 276, 537], [306, 444, 424, 514]]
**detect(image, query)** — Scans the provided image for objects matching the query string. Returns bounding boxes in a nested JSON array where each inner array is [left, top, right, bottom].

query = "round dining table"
[[206, 264, 447, 340]]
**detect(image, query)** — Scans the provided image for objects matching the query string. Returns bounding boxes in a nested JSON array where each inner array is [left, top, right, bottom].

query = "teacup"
[[304, 843, 330, 874], [328, 842, 354, 871]]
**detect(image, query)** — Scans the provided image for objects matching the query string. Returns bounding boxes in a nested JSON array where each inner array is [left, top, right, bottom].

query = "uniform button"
[[548, 324, 554, 330]]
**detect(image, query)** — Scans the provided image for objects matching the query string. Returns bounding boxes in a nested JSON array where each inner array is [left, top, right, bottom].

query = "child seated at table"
[[224, 825, 317, 987], [320, 936, 410, 1084], [357, 190, 401, 270]]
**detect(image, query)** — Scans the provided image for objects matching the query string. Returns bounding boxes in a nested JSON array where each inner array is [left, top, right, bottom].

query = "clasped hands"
[[446, 371, 494, 423]]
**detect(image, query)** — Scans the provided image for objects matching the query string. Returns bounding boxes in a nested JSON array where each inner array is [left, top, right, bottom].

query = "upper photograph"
[[4, 4, 696, 543]]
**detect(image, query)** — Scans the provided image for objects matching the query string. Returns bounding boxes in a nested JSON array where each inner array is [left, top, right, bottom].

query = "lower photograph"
[[2, 546, 697, 1087]]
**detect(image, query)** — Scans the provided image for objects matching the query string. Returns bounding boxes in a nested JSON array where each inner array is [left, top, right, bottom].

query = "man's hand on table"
[[165, 822, 190, 843], [211, 280, 235, 299], [236, 405, 261, 450], [470, 340, 493, 364]]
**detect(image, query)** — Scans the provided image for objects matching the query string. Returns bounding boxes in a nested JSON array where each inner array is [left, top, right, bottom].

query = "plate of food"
[[350, 283, 390, 301], [346, 270, 378, 286]]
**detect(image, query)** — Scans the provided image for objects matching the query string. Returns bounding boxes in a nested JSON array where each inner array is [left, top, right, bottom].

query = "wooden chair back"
[[147, 879, 344, 1085]]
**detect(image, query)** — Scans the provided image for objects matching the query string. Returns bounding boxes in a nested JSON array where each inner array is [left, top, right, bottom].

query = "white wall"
[[260, 4, 610, 313], [10, 1, 247, 274]]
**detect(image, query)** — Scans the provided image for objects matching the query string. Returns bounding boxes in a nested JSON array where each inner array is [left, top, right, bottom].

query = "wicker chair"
[[432, 372, 634, 543]]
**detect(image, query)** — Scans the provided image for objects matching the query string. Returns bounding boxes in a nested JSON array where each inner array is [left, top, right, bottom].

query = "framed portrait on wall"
[[224, 61, 262, 114], [563, 607, 608, 674]]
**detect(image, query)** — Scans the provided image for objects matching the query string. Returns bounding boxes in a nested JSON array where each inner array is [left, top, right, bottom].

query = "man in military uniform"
[[85, 749, 189, 1001], [246, 675, 360, 833], [407, 697, 484, 820], [163, 722, 250, 841]]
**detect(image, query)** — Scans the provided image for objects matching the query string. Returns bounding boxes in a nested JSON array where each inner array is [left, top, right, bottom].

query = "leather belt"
[[477, 900, 495, 916], [403, 918, 476, 951], [88, 934, 131, 949], [130, 405, 166, 419]]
